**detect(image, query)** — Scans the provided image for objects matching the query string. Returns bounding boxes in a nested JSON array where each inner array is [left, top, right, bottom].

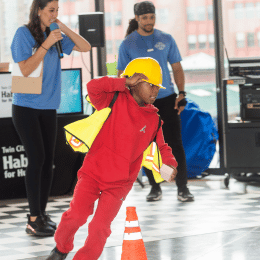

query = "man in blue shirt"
[[117, 1, 194, 202]]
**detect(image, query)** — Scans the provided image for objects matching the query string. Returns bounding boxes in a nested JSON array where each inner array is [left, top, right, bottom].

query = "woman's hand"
[[125, 73, 148, 88], [54, 18, 65, 31], [43, 28, 63, 49]]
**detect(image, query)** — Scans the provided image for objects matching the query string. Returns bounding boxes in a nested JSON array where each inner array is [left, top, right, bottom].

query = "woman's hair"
[[26, 0, 58, 48], [125, 18, 139, 37]]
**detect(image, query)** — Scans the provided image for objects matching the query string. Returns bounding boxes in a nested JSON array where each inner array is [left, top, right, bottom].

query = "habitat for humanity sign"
[[1, 145, 27, 179], [0, 72, 12, 118]]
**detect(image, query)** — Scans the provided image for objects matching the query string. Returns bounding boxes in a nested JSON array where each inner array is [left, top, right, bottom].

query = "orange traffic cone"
[[121, 207, 148, 260]]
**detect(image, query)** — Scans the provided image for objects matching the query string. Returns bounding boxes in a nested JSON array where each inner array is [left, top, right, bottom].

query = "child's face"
[[132, 81, 160, 106]]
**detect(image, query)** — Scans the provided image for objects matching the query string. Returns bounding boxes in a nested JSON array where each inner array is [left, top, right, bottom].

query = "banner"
[[0, 120, 28, 199], [1, 144, 27, 179], [0, 72, 12, 118]]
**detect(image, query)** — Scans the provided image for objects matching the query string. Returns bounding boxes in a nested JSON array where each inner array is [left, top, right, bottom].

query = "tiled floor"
[[1, 175, 260, 260]]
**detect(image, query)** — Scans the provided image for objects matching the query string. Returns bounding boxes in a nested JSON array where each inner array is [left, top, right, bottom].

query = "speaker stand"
[[90, 48, 94, 79]]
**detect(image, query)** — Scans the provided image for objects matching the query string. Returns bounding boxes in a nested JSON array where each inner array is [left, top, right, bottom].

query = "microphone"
[[50, 22, 64, 59]]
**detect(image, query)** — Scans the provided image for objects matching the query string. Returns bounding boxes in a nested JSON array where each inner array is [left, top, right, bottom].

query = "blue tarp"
[[180, 99, 219, 178]]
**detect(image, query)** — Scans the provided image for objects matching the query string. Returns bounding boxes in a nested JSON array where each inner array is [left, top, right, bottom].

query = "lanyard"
[[140, 34, 156, 53]]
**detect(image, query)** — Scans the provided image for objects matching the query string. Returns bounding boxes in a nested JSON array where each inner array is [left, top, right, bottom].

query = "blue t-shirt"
[[117, 29, 182, 99], [11, 26, 75, 110]]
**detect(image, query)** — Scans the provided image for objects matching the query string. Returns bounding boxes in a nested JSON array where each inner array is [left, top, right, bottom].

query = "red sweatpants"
[[54, 171, 133, 260]]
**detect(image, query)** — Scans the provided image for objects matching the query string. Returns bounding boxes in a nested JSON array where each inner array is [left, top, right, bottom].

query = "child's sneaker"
[[46, 247, 68, 260]]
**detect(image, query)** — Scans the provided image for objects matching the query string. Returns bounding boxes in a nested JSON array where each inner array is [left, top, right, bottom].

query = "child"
[[46, 57, 178, 260]]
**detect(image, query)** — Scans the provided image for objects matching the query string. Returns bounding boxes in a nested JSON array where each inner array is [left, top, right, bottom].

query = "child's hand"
[[125, 73, 148, 88], [168, 166, 178, 182], [160, 164, 177, 182]]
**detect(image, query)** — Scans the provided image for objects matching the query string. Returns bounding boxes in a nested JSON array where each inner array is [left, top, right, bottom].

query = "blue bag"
[[180, 99, 218, 178]]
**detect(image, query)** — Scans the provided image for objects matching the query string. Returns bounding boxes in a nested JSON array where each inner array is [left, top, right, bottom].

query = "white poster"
[[0, 73, 12, 118]]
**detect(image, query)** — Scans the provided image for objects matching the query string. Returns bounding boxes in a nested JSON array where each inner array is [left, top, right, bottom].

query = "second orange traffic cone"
[[121, 207, 148, 260]]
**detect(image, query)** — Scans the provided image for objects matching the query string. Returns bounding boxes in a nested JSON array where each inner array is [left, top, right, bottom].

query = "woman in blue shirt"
[[11, 0, 91, 237]]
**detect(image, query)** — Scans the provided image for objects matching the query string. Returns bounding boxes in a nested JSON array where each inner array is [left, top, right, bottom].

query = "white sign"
[[0, 73, 12, 118], [1, 145, 27, 179]]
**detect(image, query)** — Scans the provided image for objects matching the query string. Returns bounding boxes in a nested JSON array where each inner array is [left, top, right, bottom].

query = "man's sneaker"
[[177, 186, 194, 202], [46, 247, 68, 260], [42, 212, 57, 230], [26, 215, 55, 237], [146, 186, 162, 201]]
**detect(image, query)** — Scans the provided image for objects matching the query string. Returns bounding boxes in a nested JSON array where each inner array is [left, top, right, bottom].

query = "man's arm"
[[117, 70, 124, 78], [171, 62, 185, 92], [171, 62, 186, 115]]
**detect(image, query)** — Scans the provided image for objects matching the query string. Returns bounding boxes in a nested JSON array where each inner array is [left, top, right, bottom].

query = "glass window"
[[114, 11, 122, 26], [197, 6, 206, 21], [208, 5, 213, 20], [158, 8, 169, 24], [247, 32, 255, 47], [257, 32, 260, 47], [4, 36, 10, 55], [105, 12, 111, 27], [115, 39, 122, 53], [224, 0, 260, 58], [70, 15, 78, 29], [106, 40, 113, 54], [234, 3, 244, 19], [60, 15, 69, 27], [209, 34, 214, 48], [198, 34, 207, 49], [188, 35, 197, 50], [245, 3, 254, 19], [236, 33, 245, 48], [256, 3, 260, 18], [187, 7, 196, 21], [1, 0, 218, 163]]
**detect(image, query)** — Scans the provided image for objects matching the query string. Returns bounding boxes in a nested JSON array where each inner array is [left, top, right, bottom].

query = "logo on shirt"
[[140, 126, 146, 133], [155, 42, 166, 50]]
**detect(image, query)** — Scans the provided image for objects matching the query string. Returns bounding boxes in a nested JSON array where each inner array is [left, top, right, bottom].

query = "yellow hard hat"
[[120, 57, 165, 89]]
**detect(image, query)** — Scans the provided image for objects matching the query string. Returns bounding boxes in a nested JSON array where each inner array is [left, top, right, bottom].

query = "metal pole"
[[95, 0, 107, 76], [90, 48, 94, 79], [213, 0, 227, 170]]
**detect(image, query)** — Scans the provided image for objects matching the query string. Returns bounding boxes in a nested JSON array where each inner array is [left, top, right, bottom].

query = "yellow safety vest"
[[64, 92, 119, 153]]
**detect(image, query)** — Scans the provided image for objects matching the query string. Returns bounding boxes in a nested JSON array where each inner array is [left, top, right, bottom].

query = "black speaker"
[[240, 85, 260, 121], [79, 12, 105, 47]]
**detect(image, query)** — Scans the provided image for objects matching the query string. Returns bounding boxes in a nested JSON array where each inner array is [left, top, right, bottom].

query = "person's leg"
[[12, 105, 45, 216], [54, 173, 100, 254], [153, 95, 193, 201], [144, 167, 162, 201], [38, 109, 57, 214], [12, 105, 54, 235], [155, 95, 188, 189], [73, 183, 133, 260]]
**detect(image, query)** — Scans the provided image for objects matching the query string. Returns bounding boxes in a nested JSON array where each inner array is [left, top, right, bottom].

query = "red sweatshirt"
[[80, 77, 177, 184]]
